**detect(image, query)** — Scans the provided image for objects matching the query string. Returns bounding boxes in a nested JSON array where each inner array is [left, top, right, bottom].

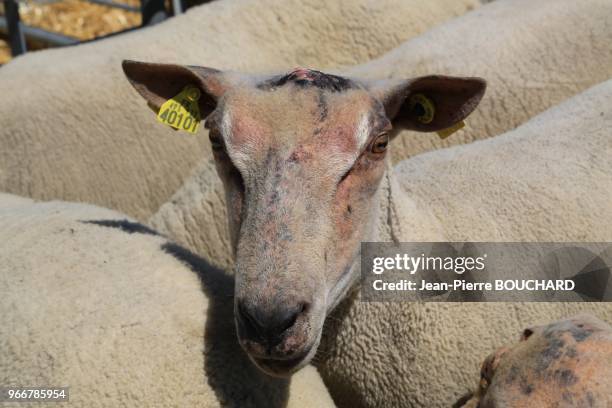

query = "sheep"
[[459, 315, 612, 408], [347, 0, 612, 163], [149, 0, 612, 269], [122, 58, 612, 407], [0, 0, 479, 222], [0, 193, 335, 408]]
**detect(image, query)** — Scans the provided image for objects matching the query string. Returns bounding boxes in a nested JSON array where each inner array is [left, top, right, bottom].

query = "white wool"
[[317, 79, 612, 407], [346, 0, 612, 163], [0, 194, 335, 407]]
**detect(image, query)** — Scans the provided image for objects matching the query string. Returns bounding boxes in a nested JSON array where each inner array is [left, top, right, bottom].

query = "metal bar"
[[85, 0, 139, 12], [3, 0, 26, 55], [141, 0, 167, 26], [0, 0, 172, 58], [171, 0, 182, 15], [0, 17, 79, 47]]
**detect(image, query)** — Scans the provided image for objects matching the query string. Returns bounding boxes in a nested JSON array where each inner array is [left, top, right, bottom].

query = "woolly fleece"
[[0, 194, 335, 408], [346, 0, 612, 163], [315, 79, 612, 407]]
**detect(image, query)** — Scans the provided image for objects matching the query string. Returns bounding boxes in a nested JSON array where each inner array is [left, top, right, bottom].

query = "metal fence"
[[0, 0, 183, 56]]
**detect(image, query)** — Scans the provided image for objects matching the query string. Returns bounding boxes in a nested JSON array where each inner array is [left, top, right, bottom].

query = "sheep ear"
[[122, 60, 233, 117], [368, 75, 486, 132]]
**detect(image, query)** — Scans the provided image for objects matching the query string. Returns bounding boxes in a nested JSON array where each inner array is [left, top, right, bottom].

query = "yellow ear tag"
[[437, 120, 465, 139], [156, 85, 201, 134], [409, 93, 435, 124]]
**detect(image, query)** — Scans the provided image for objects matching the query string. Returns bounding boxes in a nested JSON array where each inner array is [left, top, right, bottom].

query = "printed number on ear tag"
[[157, 85, 201, 134], [437, 120, 465, 139]]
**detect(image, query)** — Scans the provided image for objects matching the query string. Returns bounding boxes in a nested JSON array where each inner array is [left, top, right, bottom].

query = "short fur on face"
[[123, 60, 486, 376]]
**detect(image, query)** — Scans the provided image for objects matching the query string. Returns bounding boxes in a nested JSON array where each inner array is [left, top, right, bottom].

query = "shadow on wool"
[[81, 218, 292, 407]]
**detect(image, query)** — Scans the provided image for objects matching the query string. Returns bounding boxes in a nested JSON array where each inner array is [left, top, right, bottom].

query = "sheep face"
[[213, 77, 392, 377], [122, 60, 485, 376]]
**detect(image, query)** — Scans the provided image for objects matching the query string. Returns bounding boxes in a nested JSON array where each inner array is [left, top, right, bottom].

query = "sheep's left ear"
[[367, 75, 486, 132]]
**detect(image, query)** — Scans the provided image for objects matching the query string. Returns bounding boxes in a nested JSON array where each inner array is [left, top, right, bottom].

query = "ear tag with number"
[[437, 120, 465, 139], [157, 85, 201, 134]]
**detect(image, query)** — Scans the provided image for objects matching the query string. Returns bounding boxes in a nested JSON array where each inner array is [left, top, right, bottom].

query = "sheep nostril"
[[237, 301, 309, 348], [276, 303, 303, 333], [238, 301, 263, 337], [521, 328, 534, 341]]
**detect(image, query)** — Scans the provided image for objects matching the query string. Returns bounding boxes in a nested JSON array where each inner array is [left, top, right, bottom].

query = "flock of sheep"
[[1, 0, 611, 407]]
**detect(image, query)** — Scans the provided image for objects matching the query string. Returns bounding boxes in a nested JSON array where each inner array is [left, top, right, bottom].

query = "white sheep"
[[315, 78, 612, 407], [149, 0, 612, 270], [347, 0, 612, 163], [0, 193, 335, 408], [0, 0, 478, 221], [121, 46, 612, 405]]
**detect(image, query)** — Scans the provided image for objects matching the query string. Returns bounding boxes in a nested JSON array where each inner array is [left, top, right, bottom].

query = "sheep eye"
[[371, 133, 389, 154]]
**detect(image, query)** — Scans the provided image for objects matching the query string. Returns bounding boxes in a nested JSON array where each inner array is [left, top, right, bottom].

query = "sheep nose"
[[237, 300, 307, 348]]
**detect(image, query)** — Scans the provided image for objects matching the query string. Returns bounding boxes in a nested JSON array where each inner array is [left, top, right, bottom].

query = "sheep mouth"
[[251, 345, 316, 377]]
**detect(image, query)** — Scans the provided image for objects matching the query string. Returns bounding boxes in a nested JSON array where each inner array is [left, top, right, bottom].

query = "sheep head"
[[123, 60, 485, 377]]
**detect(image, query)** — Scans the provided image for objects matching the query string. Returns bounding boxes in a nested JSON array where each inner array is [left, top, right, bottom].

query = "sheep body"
[[0, 0, 478, 221], [0, 194, 334, 408], [316, 79, 612, 407], [347, 0, 612, 163]]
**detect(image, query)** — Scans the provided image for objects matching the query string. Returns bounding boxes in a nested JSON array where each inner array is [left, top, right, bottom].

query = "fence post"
[[141, 0, 167, 26], [3, 0, 26, 55], [171, 0, 182, 15]]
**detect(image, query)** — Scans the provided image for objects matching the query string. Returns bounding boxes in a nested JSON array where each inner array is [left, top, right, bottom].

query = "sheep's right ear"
[[122, 60, 234, 117], [365, 75, 486, 133]]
